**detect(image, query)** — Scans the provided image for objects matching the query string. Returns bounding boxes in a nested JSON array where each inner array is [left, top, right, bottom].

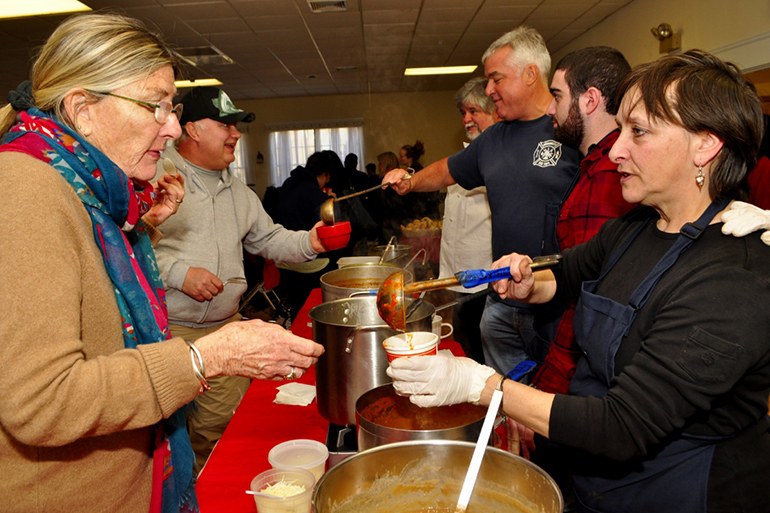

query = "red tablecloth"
[[195, 288, 464, 512]]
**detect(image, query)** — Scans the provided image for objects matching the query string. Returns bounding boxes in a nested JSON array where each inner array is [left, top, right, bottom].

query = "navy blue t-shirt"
[[448, 115, 579, 261]]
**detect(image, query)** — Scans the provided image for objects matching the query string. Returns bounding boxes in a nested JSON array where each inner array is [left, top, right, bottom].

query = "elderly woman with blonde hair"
[[0, 13, 323, 512]]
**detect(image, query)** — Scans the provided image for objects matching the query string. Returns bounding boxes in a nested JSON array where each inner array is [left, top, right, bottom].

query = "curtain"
[[269, 126, 364, 187]]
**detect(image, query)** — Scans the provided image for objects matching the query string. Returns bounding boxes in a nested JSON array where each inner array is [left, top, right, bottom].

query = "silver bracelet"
[[496, 374, 509, 416], [187, 341, 210, 394]]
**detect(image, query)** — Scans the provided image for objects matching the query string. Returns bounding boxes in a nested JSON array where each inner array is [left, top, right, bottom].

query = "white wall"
[[552, 0, 770, 71]]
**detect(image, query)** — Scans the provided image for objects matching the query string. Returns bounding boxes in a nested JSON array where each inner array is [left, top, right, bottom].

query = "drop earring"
[[695, 163, 705, 190]]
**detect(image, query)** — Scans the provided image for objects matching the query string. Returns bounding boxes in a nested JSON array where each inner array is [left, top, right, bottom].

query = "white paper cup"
[[250, 468, 314, 513], [382, 331, 439, 362], [431, 314, 453, 339], [268, 439, 329, 482]]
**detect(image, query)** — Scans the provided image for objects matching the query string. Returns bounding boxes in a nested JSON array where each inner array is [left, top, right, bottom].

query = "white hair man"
[[440, 77, 500, 363], [383, 26, 580, 377]]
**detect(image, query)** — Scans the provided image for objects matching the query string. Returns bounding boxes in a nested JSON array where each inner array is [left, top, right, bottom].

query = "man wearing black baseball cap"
[[178, 85, 256, 125], [153, 86, 328, 471]]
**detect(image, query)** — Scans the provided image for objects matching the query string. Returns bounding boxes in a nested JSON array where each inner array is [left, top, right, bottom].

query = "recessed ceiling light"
[[404, 66, 478, 76], [175, 46, 233, 67], [0, 0, 91, 20], [175, 79, 223, 88]]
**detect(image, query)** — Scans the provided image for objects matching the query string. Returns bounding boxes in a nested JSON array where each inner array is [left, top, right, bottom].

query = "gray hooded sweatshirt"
[[154, 146, 317, 327]]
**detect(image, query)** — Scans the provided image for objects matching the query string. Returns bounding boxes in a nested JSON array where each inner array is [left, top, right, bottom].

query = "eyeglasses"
[[103, 92, 183, 124]]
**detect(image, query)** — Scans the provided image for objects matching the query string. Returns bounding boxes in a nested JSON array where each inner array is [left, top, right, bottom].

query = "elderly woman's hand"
[[143, 173, 185, 227], [721, 201, 770, 246], [196, 319, 324, 381], [387, 351, 496, 407]]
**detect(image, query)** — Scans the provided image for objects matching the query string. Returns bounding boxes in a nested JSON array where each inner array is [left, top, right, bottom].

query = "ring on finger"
[[284, 366, 297, 380], [175, 199, 183, 204]]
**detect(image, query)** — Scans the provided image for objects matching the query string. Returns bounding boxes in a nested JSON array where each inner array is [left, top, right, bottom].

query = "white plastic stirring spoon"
[[245, 490, 275, 498], [454, 388, 503, 513], [162, 158, 176, 175]]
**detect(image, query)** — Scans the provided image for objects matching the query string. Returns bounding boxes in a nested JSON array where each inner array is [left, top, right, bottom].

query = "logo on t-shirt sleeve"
[[532, 140, 562, 168]]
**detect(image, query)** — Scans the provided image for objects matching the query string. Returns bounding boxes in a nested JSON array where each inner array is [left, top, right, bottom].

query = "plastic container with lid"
[[250, 467, 314, 513], [268, 439, 329, 482]]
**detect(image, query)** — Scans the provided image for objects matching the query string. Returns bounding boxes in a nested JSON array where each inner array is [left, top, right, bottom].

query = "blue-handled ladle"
[[376, 254, 562, 331]]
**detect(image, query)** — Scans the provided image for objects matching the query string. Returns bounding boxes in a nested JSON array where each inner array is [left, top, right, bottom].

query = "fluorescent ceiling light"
[[0, 0, 91, 19], [175, 79, 223, 88], [404, 65, 478, 76]]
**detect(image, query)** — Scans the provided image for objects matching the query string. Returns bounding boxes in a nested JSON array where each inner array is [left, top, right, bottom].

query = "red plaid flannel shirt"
[[748, 156, 770, 210], [532, 130, 634, 394]]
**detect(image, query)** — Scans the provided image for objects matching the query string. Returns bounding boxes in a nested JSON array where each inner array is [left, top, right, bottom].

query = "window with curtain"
[[268, 121, 364, 187]]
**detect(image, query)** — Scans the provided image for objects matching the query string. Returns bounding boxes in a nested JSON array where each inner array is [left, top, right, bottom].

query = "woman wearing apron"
[[388, 50, 770, 513]]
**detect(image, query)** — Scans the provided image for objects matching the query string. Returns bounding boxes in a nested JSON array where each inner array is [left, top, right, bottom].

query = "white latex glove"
[[387, 350, 496, 408], [722, 201, 770, 246]]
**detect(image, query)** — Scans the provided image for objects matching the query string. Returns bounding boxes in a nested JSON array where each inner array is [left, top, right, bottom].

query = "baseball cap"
[[178, 86, 255, 125]]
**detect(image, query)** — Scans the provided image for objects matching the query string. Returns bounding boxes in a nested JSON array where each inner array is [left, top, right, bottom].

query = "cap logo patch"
[[212, 90, 244, 116]]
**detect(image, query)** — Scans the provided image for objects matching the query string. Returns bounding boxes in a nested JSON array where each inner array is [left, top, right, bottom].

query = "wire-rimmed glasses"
[[103, 92, 183, 124]]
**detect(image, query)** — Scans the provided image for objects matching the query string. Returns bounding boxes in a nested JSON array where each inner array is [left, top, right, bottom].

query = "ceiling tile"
[[303, 11, 361, 28], [424, 0, 484, 8], [244, 15, 305, 31], [364, 0, 422, 9], [0, 0, 665, 100], [473, 5, 536, 22], [230, 0, 297, 16], [186, 18, 252, 34], [362, 9, 419, 25], [165, 2, 240, 20]]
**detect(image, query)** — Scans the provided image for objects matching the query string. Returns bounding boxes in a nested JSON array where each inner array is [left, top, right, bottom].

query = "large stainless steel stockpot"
[[309, 296, 432, 426], [313, 440, 564, 513], [355, 383, 487, 451], [319, 265, 411, 303], [370, 243, 412, 267]]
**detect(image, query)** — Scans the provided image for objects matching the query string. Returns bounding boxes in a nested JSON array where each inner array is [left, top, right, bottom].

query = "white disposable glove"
[[387, 350, 496, 408], [722, 201, 770, 246]]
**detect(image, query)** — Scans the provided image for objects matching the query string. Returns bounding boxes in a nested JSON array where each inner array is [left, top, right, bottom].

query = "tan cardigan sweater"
[[0, 152, 201, 512]]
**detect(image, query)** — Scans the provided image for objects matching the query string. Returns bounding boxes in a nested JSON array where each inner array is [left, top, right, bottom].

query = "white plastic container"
[[250, 468, 314, 513], [268, 439, 329, 482], [336, 256, 381, 268]]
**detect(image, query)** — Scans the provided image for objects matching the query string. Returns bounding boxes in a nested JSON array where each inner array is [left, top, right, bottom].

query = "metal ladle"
[[319, 169, 414, 225], [376, 254, 562, 330], [377, 236, 398, 265]]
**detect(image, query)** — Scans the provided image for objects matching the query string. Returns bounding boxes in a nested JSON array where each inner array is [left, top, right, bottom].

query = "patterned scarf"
[[0, 109, 198, 513]]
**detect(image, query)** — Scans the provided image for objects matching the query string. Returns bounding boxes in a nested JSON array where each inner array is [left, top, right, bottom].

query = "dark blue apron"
[[569, 198, 730, 513]]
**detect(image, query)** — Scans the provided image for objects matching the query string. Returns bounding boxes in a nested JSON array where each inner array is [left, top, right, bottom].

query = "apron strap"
[[595, 214, 654, 283], [628, 197, 730, 312]]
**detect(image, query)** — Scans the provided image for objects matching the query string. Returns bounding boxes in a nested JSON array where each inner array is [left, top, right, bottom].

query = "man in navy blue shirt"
[[383, 26, 579, 377]]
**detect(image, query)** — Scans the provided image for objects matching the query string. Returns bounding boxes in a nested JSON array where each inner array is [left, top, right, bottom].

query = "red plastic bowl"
[[317, 221, 351, 251]]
